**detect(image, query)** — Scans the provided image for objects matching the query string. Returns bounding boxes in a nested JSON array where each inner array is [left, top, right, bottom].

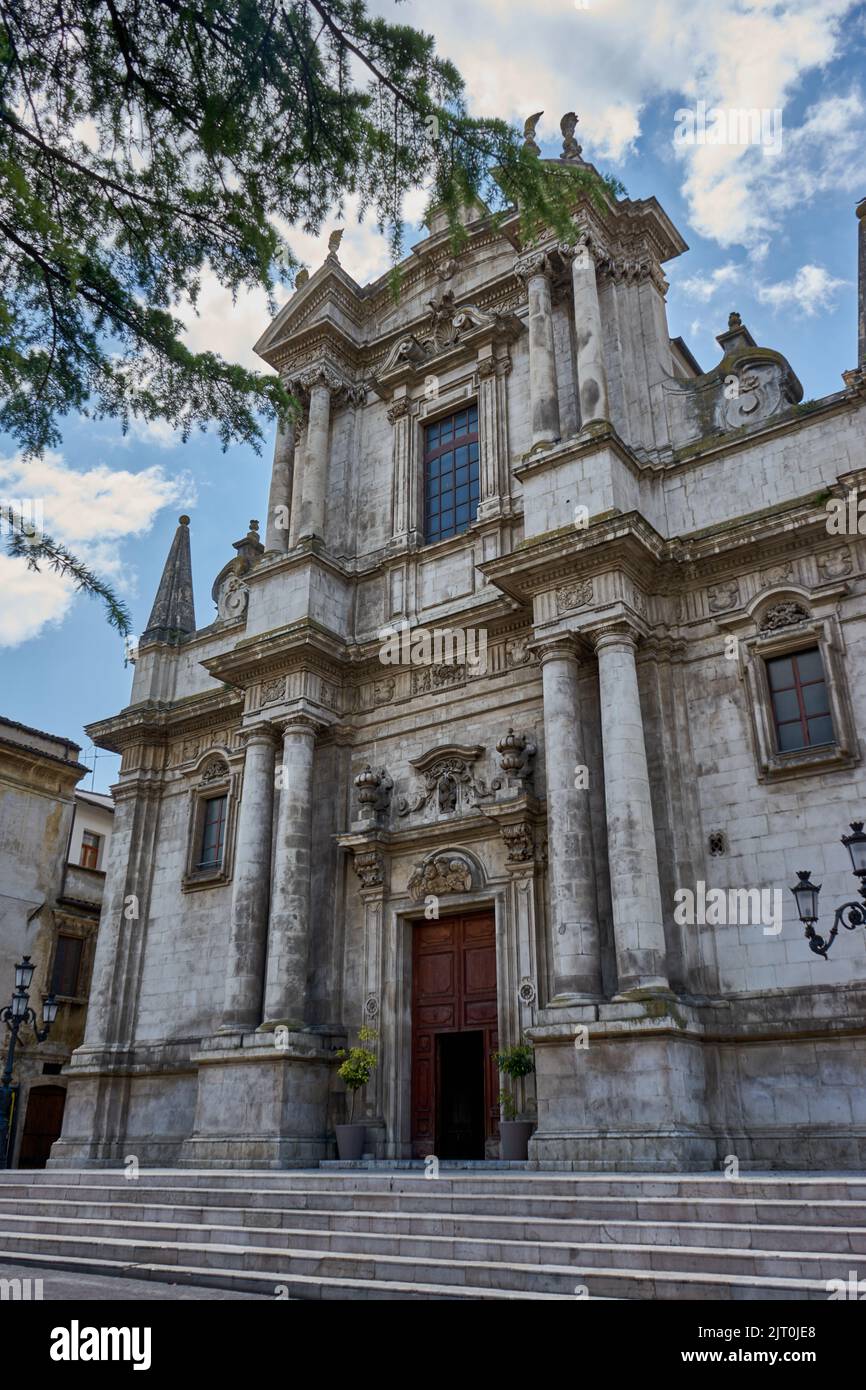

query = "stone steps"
[[0, 1169, 862, 1300], [1, 1198, 864, 1254]]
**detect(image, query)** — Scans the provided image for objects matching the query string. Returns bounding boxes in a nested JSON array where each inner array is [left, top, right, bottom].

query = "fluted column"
[[568, 237, 609, 427], [220, 724, 278, 1032], [515, 251, 560, 449], [297, 370, 337, 540], [593, 623, 669, 994], [264, 416, 296, 553], [539, 638, 602, 999], [262, 714, 321, 1028]]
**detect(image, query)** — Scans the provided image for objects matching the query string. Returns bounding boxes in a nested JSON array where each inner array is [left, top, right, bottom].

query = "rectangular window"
[[423, 404, 480, 543], [79, 830, 101, 870], [198, 794, 228, 868], [51, 935, 84, 997], [767, 647, 834, 752]]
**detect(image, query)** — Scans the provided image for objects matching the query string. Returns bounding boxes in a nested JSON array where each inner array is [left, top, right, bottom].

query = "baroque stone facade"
[[51, 163, 866, 1171]]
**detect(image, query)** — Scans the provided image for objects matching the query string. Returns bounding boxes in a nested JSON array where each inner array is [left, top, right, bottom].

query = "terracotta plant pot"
[[335, 1123, 366, 1160], [499, 1120, 534, 1161]]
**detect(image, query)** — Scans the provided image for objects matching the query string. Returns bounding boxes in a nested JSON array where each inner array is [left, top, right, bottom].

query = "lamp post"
[[790, 821, 866, 959], [0, 956, 58, 1169]]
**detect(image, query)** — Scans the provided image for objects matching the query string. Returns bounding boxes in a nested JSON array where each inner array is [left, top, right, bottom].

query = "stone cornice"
[[202, 618, 348, 690], [85, 689, 243, 755]]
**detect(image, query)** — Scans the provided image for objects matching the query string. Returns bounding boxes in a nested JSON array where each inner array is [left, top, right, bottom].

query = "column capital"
[[513, 248, 554, 283], [532, 633, 580, 667], [274, 711, 327, 740], [587, 618, 644, 654], [238, 721, 280, 750]]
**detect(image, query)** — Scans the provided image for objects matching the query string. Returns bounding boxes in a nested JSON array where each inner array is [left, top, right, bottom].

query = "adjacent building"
[[0, 718, 112, 1165], [51, 132, 866, 1171]]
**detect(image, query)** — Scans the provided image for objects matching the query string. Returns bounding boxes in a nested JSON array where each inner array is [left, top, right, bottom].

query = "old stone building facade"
[[0, 720, 113, 1165], [52, 139, 866, 1171]]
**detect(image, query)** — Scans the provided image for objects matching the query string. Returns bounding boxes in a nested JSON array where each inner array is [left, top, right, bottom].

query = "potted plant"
[[494, 1039, 536, 1160], [334, 1027, 378, 1160]]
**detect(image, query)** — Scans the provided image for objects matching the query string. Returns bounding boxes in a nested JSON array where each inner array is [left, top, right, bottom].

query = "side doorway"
[[18, 1085, 66, 1169]]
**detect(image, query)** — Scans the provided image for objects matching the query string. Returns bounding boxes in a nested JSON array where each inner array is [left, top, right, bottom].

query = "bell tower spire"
[[141, 515, 196, 644]]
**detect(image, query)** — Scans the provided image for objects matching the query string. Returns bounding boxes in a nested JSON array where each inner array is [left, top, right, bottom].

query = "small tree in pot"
[[335, 1027, 378, 1160], [494, 1039, 536, 1160]]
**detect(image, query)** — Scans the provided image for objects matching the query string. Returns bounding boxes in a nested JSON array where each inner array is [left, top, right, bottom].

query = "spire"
[[141, 515, 196, 645]]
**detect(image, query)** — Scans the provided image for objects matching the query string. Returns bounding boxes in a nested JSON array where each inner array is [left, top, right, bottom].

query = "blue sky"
[[2, 0, 865, 792]]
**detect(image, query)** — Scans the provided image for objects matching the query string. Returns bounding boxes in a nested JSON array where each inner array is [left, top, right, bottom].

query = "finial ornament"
[[295, 268, 310, 288], [560, 112, 583, 161], [522, 111, 543, 156], [728, 311, 742, 329], [179, 515, 190, 526], [327, 228, 344, 259]]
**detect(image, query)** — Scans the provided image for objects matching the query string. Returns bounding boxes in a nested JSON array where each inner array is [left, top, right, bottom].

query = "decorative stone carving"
[[759, 601, 811, 633], [260, 677, 285, 706], [412, 663, 469, 694], [496, 729, 537, 789], [352, 849, 385, 889], [396, 745, 500, 818], [408, 855, 473, 901], [216, 573, 249, 621], [354, 765, 393, 822], [522, 111, 543, 156], [556, 579, 593, 613], [371, 677, 396, 706], [708, 830, 727, 857], [377, 297, 521, 382], [200, 756, 229, 785], [817, 547, 853, 580], [762, 562, 794, 586], [501, 821, 535, 863], [518, 977, 537, 1005], [505, 635, 534, 667], [707, 580, 740, 613], [560, 112, 583, 162], [363, 994, 380, 1020]]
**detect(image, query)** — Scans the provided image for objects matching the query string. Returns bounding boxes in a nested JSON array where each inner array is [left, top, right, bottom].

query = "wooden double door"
[[411, 912, 498, 1159]]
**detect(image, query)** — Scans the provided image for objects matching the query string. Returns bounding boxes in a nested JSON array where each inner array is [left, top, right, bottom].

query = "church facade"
[[51, 134, 866, 1172]]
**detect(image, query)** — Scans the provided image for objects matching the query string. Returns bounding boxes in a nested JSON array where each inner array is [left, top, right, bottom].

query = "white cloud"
[[755, 263, 848, 315], [367, 0, 862, 249], [675, 261, 742, 302], [0, 453, 195, 647]]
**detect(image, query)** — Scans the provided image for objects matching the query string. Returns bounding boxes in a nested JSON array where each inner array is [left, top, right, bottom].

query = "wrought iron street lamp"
[[0, 956, 58, 1169], [790, 822, 866, 958]]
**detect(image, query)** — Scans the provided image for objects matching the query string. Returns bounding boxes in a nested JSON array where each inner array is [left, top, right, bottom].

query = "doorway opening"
[[411, 911, 498, 1159], [437, 1030, 485, 1158], [18, 1085, 66, 1169]]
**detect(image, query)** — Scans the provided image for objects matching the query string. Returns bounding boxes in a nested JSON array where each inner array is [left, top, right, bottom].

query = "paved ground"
[[0, 1263, 274, 1300]]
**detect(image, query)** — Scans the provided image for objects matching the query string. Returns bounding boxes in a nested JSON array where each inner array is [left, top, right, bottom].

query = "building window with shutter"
[[423, 405, 480, 543], [79, 829, 101, 869], [51, 934, 84, 997]]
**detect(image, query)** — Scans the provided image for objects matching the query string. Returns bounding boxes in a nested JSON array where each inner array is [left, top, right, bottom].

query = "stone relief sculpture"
[[408, 855, 474, 901]]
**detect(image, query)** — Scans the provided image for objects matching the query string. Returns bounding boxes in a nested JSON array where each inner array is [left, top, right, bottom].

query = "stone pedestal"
[[178, 1030, 343, 1168], [528, 1000, 716, 1170]]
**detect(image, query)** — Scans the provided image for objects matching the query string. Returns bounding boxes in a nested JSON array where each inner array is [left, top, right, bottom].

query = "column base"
[[178, 1029, 344, 1170]]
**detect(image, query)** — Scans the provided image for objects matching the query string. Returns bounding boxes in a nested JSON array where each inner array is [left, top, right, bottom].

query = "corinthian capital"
[[513, 249, 553, 282]]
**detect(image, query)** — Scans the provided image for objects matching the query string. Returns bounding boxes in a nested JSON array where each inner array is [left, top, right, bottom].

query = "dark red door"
[[411, 912, 498, 1158], [18, 1085, 66, 1168]]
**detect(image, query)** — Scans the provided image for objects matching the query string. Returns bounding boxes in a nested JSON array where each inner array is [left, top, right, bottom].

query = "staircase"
[[0, 1168, 864, 1300]]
